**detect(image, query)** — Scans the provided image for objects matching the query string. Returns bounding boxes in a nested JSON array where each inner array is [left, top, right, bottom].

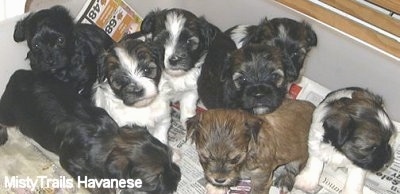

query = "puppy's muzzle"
[[121, 83, 144, 105], [168, 53, 187, 67]]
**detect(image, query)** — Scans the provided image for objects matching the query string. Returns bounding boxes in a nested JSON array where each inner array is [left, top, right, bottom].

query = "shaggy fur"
[[0, 70, 181, 193], [140, 8, 230, 127], [295, 87, 395, 194], [13, 5, 113, 98], [198, 43, 287, 114], [187, 99, 315, 193], [225, 17, 317, 82], [93, 38, 172, 144]]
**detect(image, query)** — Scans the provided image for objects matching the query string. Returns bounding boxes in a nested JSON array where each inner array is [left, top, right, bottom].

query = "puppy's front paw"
[[205, 183, 227, 194], [172, 148, 182, 163], [0, 126, 8, 145], [294, 172, 321, 194]]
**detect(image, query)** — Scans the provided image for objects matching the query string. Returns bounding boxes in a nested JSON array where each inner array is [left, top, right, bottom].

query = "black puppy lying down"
[[0, 70, 181, 193]]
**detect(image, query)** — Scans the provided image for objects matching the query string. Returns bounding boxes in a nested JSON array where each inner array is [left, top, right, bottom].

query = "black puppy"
[[0, 70, 181, 194], [13, 5, 113, 98]]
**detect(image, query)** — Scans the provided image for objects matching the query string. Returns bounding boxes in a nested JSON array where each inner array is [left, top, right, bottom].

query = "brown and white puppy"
[[225, 17, 317, 82], [93, 38, 172, 144], [186, 99, 315, 193], [199, 43, 287, 114], [140, 8, 233, 127], [295, 87, 396, 194]]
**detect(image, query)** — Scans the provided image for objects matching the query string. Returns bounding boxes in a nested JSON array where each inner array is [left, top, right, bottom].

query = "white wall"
[[0, 0, 25, 21], [1, 0, 399, 121]]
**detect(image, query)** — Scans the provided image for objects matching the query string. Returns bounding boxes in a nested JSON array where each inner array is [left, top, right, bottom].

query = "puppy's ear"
[[303, 22, 317, 48], [220, 53, 233, 82], [185, 114, 201, 143], [96, 51, 109, 82], [105, 150, 129, 178], [244, 115, 263, 144], [323, 113, 355, 147], [198, 18, 219, 48], [14, 14, 31, 42], [140, 9, 162, 34]]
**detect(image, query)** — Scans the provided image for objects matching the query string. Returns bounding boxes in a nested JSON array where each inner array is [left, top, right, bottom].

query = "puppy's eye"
[[187, 37, 199, 50], [142, 63, 157, 78], [230, 155, 242, 164], [56, 37, 65, 46], [32, 44, 40, 50], [364, 146, 377, 152]]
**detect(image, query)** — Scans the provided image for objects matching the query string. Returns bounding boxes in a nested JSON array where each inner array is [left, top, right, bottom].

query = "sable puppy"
[[295, 87, 395, 194], [199, 43, 287, 114], [93, 37, 171, 144], [140, 8, 233, 127], [0, 70, 181, 194], [13, 5, 113, 98], [187, 99, 315, 193], [225, 17, 317, 82]]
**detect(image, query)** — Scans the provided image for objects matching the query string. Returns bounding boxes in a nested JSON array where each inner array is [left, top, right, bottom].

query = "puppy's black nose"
[[125, 84, 143, 94], [214, 178, 226, 184], [169, 55, 182, 66]]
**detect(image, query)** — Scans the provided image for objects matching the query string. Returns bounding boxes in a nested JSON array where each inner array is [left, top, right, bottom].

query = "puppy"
[[199, 43, 288, 114], [0, 70, 181, 193], [294, 87, 395, 194], [225, 17, 317, 82], [140, 8, 228, 127], [186, 99, 315, 193], [13, 5, 113, 98], [93, 38, 172, 144]]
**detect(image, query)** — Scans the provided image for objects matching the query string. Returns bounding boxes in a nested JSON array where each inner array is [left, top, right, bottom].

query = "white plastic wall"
[[1, 0, 399, 121]]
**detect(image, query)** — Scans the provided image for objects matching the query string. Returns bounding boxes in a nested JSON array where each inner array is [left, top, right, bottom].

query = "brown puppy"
[[186, 99, 315, 193]]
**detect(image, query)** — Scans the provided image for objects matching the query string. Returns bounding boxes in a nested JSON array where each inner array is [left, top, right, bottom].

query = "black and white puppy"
[[199, 43, 287, 114], [13, 5, 113, 98], [93, 38, 172, 144], [140, 8, 223, 127], [0, 70, 181, 194], [225, 17, 317, 82], [295, 87, 395, 194]]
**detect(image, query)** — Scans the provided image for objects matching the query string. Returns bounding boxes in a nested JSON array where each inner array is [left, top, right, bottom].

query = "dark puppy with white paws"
[[14, 5, 113, 98], [199, 43, 287, 114], [226, 17, 317, 82], [0, 70, 181, 194]]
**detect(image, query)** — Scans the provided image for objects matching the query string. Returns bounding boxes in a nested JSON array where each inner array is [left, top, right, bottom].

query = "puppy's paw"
[[0, 126, 8, 145], [274, 174, 295, 193], [293, 172, 321, 194], [172, 148, 182, 163], [205, 183, 228, 194]]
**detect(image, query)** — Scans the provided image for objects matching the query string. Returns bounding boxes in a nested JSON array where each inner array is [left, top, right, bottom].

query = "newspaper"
[[73, 1, 400, 193], [75, 0, 142, 42]]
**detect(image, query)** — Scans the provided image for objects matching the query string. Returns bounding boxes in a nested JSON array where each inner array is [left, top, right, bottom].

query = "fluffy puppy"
[[294, 87, 395, 194], [140, 8, 228, 127], [93, 38, 172, 144], [186, 99, 315, 193], [13, 5, 113, 98], [0, 70, 181, 194], [225, 17, 317, 82], [199, 43, 287, 114]]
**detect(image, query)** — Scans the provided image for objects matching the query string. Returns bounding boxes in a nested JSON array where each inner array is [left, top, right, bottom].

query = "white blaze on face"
[[230, 25, 251, 48], [278, 24, 288, 39], [114, 47, 158, 106], [164, 12, 186, 69]]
